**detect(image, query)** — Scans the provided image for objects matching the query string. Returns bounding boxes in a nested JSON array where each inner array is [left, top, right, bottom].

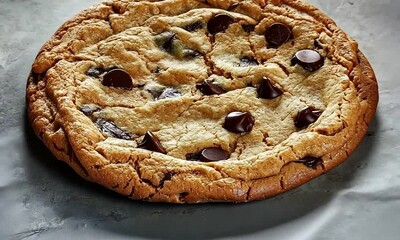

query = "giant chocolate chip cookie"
[[26, 0, 378, 203]]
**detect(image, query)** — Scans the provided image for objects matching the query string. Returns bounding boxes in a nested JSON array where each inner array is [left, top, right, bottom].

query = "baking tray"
[[1, 0, 399, 239]]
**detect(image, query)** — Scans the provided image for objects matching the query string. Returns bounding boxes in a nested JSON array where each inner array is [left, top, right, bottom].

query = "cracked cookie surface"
[[26, 0, 378, 203]]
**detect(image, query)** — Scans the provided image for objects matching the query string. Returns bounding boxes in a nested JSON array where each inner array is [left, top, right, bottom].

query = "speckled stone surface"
[[0, 0, 399, 239]]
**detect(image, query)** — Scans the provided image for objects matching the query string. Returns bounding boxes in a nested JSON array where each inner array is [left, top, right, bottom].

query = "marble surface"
[[0, 0, 399, 239]]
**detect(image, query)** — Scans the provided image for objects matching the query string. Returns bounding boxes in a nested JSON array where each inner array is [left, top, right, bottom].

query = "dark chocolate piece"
[[265, 23, 292, 47], [295, 107, 322, 128], [207, 14, 234, 34], [187, 147, 229, 162], [314, 39, 323, 49], [95, 119, 132, 140], [242, 24, 255, 33], [196, 80, 226, 95], [257, 77, 283, 99], [239, 57, 258, 67], [80, 104, 101, 116], [291, 49, 324, 72], [183, 21, 203, 32], [138, 131, 167, 154], [227, 3, 240, 11], [157, 87, 181, 100], [182, 49, 202, 58], [162, 33, 176, 52], [223, 111, 255, 134], [159, 171, 176, 187], [102, 69, 133, 90], [295, 157, 323, 169], [199, 147, 229, 162]]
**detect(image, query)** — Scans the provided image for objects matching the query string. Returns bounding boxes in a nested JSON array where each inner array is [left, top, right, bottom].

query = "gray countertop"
[[1, 0, 399, 239]]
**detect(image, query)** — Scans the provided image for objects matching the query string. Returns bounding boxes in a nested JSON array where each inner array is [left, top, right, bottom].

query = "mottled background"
[[0, 0, 399, 239]]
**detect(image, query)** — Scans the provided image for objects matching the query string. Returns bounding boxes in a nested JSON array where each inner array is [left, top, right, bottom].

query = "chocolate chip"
[[227, 3, 240, 11], [196, 80, 226, 95], [295, 157, 322, 169], [295, 107, 322, 128], [102, 69, 133, 90], [183, 21, 203, 32], [157, 87, 181, 100], [86, 67, 105, 77], [242, 24, 255, 33], [257, 77, 283, 99], [314, 39, 323, 49], [95, 119, 132, 140], [80, 104, 101, 116], [187, 147, 229, 162], [155, 32, 176, 53], [265, 23, 292, 47], [138, 131, 166, 154], [291, 49, 324, 72], [200, 147, 229, 162], [162, 33, 176, 52], [159, 171, 176, 187], [239, 57, 258, 67], [223, 111, 255, 134], [182, 49, 202, 59], [207, 14, 234, 34]]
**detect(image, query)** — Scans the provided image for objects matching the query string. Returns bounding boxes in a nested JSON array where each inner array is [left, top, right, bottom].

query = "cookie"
[[26, 0, 378, 203]]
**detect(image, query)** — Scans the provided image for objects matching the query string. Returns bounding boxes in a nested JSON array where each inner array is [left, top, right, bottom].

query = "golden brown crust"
[[26, 0, 378, 203]]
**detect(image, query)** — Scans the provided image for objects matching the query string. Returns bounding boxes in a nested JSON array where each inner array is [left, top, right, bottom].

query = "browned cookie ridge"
[[26, 0, 378, 203]]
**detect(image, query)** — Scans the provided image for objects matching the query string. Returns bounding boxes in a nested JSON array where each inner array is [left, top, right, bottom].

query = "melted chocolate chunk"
[[183, 21, 203, 32], [182, 49, 202, 58], [86, 67, 105, 77], [295, 107, 322, 128], [314, 39, 323, 49], [200, 147, 229, 162], [196, 80, 226, 95], [157, 87, 181, 100], [227, 3, 240, 11], [242, 24, 255, 33], [207, 14, 234, 34], [138, 131, 166, 154], [102, 69, 133, 90], [223, 111, 255, 134], [291, 49, 324, 72], [95, 119, 132, 140], [257, 77, 283, 99], [80, 104, 101, 116], [239, 57, 258, 67], [162, 33, 176, 52], [187, 147, 229, 162], [159, 171, 176, 187], [265, 23, 292, 47], [295, 157, 322, 169]]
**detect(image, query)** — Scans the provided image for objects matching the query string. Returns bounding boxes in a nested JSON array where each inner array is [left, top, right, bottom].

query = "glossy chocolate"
[[138, 131, 167, 154], [223, 111, 255, 134], [257, 77, 283, 99], [102, 69, 133, 90], [291, 49, 324, 72], [207, 14, 234, 34]]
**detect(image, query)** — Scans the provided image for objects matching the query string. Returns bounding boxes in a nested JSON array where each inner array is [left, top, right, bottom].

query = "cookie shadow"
[[23, 112, 381, 240]]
